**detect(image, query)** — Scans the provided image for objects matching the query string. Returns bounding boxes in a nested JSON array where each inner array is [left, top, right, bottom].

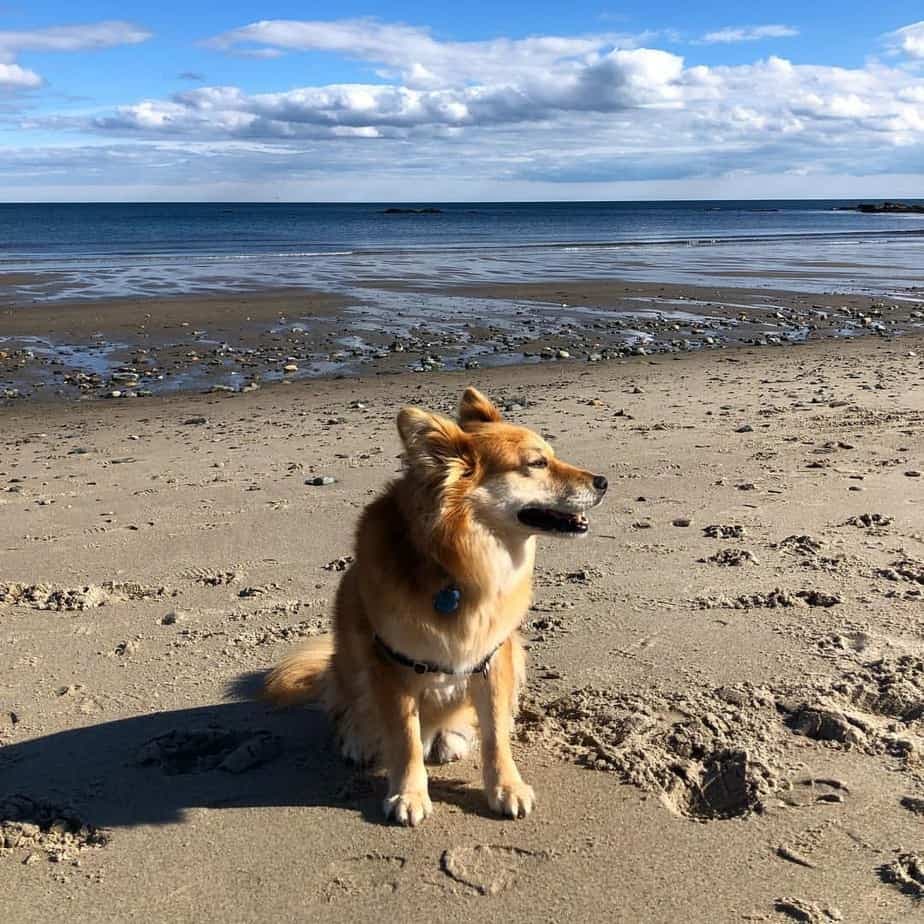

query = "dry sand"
[[1, 333, 923, 922]]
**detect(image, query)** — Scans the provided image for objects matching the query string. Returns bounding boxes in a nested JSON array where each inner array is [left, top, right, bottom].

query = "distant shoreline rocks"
[[835, 201, 924, 214]]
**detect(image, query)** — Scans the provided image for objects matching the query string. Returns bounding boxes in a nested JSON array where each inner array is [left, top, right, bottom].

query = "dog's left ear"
[[458, 387, 502, 428]]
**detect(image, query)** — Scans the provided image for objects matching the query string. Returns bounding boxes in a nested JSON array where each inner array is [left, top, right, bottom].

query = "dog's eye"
[[528, 457, 548, 469]]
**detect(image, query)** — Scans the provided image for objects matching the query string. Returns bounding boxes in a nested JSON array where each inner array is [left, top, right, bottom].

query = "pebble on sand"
[[307, 476, 337, 486]]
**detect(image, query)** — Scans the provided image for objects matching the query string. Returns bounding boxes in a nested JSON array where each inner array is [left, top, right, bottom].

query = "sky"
[[1, 2, 923, 201]]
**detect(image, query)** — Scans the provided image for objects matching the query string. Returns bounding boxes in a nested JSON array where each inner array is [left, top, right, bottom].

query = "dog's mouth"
[[517, 507, 589, 535]]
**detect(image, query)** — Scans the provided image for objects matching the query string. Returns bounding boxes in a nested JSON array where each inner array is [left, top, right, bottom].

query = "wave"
[[3, 227, 923, 270]]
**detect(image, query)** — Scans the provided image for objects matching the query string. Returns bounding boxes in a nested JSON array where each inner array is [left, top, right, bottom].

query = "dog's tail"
[[262, 636, 334, 706]]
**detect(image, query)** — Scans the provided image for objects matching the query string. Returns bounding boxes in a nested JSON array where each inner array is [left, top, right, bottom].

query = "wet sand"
[[1, 333, 922, 922], [2, 278, 922, 401]]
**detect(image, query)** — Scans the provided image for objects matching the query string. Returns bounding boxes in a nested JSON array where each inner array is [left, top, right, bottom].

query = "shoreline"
[[2, 276, 922, 404]]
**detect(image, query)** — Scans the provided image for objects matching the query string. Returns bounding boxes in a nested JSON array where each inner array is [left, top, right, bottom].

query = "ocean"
[[2, 200, 924, 301]]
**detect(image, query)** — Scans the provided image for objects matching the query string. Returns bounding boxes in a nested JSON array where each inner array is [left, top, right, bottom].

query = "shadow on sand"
[[0, 675, 491, 835]]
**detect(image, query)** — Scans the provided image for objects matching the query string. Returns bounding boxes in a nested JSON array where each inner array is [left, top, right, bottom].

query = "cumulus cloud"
[[884, 21, 924, 59], [92, 45, 688, 138], [0, 62, 42, 89], [701, 25, 799, 44], [0, 20, 151, 90]]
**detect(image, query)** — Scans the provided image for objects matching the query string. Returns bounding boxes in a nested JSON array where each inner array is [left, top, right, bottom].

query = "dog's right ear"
[[458, 386, 502, 429], [397, 407, 476, 478]]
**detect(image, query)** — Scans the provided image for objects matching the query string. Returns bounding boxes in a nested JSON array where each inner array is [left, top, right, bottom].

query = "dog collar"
[[433, 583, 461, 615], [373, 633, 502, 677]]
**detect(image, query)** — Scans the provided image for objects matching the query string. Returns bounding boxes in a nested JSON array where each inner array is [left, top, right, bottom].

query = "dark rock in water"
[[835, 201, 924, 214]]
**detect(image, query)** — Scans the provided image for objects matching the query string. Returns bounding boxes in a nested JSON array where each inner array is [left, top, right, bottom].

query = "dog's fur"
[[264, 387, 606, 825]]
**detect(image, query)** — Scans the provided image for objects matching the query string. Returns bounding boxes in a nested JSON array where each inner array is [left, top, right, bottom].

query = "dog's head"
[[397, 387, 607, 539]]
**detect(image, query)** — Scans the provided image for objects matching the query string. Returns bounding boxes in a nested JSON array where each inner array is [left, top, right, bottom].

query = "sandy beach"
[[1, 330, 922, 922]]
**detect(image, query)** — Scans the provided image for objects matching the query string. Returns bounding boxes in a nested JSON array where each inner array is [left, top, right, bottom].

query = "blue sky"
[[1, 2, 923, 200]]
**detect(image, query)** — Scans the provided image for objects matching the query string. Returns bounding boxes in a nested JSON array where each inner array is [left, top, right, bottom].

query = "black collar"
[[373, 633, 502, 677]]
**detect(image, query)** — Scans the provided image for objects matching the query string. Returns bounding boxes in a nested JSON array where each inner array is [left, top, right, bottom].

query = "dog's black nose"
[[593, 475, 608, 493]]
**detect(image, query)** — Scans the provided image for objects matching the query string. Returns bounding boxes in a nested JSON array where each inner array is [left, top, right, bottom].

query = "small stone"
[[323, 556, 354, 572], [905, 470, 922, 478], [735, 424, 753, 433], [183, 416, 208, 426], [283, 364, 298, 373], [556, 349, 570, 359], [672, 517, 691, 527], [307, 476, 336, 486]]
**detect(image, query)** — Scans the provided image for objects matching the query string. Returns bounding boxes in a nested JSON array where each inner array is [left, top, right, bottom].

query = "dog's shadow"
[[0, 671, 491, 831]]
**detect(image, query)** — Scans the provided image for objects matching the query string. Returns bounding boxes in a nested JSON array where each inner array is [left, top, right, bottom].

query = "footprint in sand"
[[439, 845, 551, 896], [879, 852, 924, 899], [0, 794, 109, 864], [777, 777, 849, 809], [134, 727, 281, 775], [322, 854, 407, 902], [0, 581, 168, 611], [773, 897, 843, 922]]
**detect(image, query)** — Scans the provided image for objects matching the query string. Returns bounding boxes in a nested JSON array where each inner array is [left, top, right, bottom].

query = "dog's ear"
[[397, 407, 476, 477], [458, 387, 502, 428]]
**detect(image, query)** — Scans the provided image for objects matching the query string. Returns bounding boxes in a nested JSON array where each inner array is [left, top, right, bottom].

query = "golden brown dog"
[[264, 387, 607, 825]]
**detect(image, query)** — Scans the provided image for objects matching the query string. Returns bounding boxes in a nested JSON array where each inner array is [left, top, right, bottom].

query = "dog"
[[264, 387, 607, 826]]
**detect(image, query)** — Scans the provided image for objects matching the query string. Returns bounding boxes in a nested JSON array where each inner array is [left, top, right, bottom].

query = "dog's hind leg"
[[427, 726, 475, 764], [422, 701, 477, 764]]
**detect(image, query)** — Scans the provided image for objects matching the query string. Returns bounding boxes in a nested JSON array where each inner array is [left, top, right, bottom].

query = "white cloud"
[[884, 21, 924, 59], [701, 25, 799, 44], [207, 18, 646, 88], [8, 18, 924, 194], [0, 62, 42, 89], [93, 45, 688, 137], [0, 20, 151, 91]]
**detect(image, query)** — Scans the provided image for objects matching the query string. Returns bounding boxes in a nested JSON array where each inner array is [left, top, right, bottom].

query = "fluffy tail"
[[263, 636, 334, 706]]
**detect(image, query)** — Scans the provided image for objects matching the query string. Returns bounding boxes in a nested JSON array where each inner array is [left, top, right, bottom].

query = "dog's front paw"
[[383, 790, 432, 827], [488, 780, 535, 818]]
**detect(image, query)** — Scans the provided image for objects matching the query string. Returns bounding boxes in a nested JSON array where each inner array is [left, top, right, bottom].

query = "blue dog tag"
[[433, 585, 461, 615]]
